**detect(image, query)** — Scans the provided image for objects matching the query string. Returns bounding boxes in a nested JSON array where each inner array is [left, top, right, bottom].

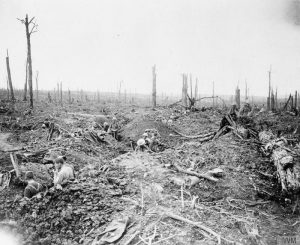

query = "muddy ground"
[[0, 100, 300, 245]]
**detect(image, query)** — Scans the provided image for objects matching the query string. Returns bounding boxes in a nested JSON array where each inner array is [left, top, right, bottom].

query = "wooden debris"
[[173, 162, 220, 182], [10, 153, 21, 178], [259, 131, 300, 193], [163, 212, 229, 244]]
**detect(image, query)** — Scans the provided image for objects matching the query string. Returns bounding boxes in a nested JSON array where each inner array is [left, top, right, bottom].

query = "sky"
[[0, 0, 300, 97]]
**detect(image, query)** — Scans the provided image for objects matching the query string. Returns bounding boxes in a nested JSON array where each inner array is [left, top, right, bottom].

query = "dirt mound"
[[120, 118, 177, 146]]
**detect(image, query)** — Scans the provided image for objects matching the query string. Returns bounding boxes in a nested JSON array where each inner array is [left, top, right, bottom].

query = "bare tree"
[[60, 82, 63, 104], [118, 81, 123, 102], [152, 65, 157, 108], [267, 66, 272, 111], [6, 77, 10, 100], [57, 83, 60, 102], [190, 74, 193, 99], [35, 71, 39, 101], [182, 74, 188, 108], [235, 85, 241, 109], [18, 14, 38, 108], [194, 78, 198, 101], [271, 89, 275, 111], [53, 88, 56, 102], [6, 50, 15, 101], [68, 89, 71, 104], [23, 57, 28, 101], [48, 92, 52, 103], [275, 88, 278, 110]]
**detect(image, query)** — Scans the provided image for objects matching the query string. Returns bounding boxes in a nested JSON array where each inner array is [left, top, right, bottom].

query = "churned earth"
[[0, 100, 299, 245]]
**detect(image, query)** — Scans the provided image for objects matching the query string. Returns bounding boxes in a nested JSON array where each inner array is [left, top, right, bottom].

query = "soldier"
[[136, 133, 152, 152], [143, 132, 151, 146], [103, 122, 110, 132], [110, 117, 120, 140], [24, 171, 43, 199], [53, 156, 75, 190]]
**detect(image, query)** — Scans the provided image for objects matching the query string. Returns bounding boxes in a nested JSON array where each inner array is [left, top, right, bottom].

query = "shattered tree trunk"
[[10, 153, 21, 178], [271, 91, 275, 111], [295, 91, 298, 109], [6, 78, 9, 100], [235, 86, 240, 109], [6, 51, 15, 101], [182, 74, 188, 108], [118, 81, 122, 102], [25, 15, 34, 108], [23, 57, 28, 101], [190, 74, 193, 99], [35, 71, 39, 102], [60, 82, 63, 105], [68, 89, 71, 104], [48, 92, 52, 103], [57, 83, 60, 103], [53, 88, 56, 102], [267, 70, 271, 111], [152, 65, 156, 108], [195, 78, 198, 101], [275, 89, 278, 110], [259, 131, 300, 193], [283, 94, 292, 111]]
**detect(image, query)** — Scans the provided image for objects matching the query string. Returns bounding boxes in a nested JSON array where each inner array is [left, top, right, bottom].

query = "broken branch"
[[173, 162, 219, 182], [163, 212, 223, 244]]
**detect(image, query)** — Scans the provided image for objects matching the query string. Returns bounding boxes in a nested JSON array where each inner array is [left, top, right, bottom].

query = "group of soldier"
[[24, 155, 74, 199], [24, 117, 122, 199], [136, 129, 161, 152], [23, 117, 162, 199]]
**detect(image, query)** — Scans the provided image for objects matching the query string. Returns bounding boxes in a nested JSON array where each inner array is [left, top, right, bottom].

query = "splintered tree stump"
[[259, 131, 300, 193], [10, 153, 21, 178]]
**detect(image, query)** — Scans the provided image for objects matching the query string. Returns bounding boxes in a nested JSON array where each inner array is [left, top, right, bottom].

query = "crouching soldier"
[[103, 122, 110, 132], [109, 117, 120, 140], [53, 156, 75, 190], [24, 171, 43, 199]]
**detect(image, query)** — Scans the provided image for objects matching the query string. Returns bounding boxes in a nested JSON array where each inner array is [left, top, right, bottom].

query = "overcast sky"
[[1, 0, 300, 97]]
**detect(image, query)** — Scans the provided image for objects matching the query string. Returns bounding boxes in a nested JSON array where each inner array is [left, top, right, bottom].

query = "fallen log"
[[173, 162, 219, 182], [0, 147, 24, 153], [259, 131, 300, 193], [188, 168, 224, 186]]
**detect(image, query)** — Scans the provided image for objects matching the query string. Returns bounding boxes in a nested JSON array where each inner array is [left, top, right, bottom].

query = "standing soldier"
[[110, 117, 120, 140]]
